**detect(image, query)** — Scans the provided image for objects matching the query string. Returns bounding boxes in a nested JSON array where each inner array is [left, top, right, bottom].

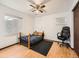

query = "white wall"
[[65, 11, 74, 48], [34, 12, 68, 40], [0, 4, 34, 49], [34, 12, 74, 48]]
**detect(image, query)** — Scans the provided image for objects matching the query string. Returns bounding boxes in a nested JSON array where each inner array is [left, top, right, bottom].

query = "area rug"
[[21, 40, 53, 56], [30, 40, 53, 56]]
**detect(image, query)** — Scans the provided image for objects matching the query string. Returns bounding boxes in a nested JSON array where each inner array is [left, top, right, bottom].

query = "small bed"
[[19, 31, 44, 48]]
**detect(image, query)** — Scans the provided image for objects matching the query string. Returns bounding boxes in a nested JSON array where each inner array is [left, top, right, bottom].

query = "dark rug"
[[21, 40, 53, 56], [30, 40, 53, 56]]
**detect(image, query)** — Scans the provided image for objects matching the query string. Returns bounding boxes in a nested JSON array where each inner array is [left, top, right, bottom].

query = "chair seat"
[[58, 36, 67, 41]]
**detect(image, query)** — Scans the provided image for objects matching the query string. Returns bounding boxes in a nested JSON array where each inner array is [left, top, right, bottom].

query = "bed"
[[19, 31, 44, 48]]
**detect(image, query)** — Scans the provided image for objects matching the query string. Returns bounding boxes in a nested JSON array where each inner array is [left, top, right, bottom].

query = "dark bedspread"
[[20, 35, 43, 45]]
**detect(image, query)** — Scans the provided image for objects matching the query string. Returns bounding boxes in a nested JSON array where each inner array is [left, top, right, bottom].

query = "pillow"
[[32, 31, 44, 36], [37, 32, 43, 36], [32, 31, 38, 36]]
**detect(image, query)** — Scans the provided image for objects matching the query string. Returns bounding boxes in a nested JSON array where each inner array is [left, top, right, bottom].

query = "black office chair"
[[57, 26, 70, 47]]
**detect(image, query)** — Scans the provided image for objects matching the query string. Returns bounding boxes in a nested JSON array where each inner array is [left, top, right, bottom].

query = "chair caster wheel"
[[57, 42, 60, 44], [60, 44, 63, 47]]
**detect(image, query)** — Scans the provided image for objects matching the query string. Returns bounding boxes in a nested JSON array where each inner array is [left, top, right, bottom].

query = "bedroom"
[[0, 0, 79, 58]]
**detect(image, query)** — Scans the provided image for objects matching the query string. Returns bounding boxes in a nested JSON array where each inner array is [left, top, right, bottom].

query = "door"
[[73, 1, 79, 54]]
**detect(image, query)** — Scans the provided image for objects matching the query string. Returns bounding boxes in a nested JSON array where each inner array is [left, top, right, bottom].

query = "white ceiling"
[[0, 0, 74, 16]]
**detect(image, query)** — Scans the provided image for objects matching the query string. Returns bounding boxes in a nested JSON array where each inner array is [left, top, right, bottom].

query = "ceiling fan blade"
[[41, 9, 46, 12], [40, 5, 45, 8], [30, 5, 36, 8], [39, 10, 43, 13], [32, 10, 36, 12]]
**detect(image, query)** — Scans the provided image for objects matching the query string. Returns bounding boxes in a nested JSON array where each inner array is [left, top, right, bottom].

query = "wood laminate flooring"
[[0, 42, 78, 58]]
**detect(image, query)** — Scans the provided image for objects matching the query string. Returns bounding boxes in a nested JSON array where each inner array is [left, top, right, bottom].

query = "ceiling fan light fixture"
[[35, 10, 39, 13], [27, 0, 50, 14]]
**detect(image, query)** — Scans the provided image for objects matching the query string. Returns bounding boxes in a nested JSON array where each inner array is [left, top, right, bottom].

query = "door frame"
[[72, 1, 79, 53]]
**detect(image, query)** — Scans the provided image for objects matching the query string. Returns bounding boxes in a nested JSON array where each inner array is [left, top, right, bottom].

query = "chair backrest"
[[61, 26, 70, 39]]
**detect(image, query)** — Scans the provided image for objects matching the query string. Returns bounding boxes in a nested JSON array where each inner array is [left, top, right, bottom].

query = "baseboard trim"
[[70, 48, 79, 57], [0, 43, 19, 50]]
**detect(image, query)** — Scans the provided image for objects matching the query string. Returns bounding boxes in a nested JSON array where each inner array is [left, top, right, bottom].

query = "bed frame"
[[18, 32, 44, 49]]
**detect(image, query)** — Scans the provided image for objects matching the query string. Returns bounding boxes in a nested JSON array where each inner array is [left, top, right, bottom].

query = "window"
[[4, 15, 22, 35]]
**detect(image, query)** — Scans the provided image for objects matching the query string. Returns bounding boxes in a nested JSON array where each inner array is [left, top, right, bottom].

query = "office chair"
[[57, 26, 70, 47]]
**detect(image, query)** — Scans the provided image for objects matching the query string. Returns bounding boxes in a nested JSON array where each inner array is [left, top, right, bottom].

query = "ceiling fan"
[[27, 0, 50, 13]]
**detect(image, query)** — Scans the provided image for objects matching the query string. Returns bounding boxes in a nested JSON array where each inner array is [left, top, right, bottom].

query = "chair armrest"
[[57, 32, 61, 37]]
